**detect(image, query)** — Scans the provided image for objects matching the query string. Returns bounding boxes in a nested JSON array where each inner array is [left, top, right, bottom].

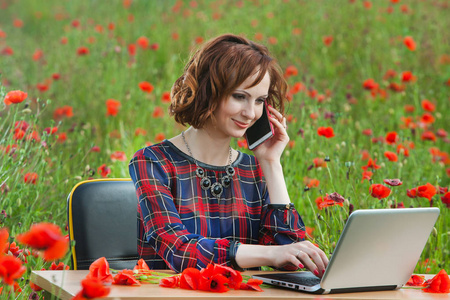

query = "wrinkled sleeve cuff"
[[229, 241, 244, 271]]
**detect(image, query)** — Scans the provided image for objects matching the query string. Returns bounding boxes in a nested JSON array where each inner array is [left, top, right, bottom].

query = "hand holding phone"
[[245, 103, 275, 150]]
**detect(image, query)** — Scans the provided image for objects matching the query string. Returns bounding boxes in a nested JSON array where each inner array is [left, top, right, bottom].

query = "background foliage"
[[0, 0, 449, 297]]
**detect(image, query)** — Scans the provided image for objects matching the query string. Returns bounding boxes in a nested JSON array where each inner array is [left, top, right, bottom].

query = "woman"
[[129, 34, 329, 276]]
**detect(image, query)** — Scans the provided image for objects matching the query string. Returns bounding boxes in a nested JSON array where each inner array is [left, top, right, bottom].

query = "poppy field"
[[1, 0, 449, 297]]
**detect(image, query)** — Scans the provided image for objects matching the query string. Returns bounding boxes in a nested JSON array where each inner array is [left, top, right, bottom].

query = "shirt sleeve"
[[258, 190, 306, 246], [129, 150, 239, 273]]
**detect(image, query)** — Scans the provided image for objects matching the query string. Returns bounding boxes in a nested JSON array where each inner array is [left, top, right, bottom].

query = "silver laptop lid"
[[321, 207, 440, 290]]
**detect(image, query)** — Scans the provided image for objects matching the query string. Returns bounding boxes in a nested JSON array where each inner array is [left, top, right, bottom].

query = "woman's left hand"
[[252, 105, 289, 162]]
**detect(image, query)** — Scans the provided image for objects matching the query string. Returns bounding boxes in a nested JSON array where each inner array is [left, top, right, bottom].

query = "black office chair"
[[67, 178, 139, 270]]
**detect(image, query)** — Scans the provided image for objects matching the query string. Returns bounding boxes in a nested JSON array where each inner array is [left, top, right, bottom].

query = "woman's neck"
[[182, 127, 233, 166]]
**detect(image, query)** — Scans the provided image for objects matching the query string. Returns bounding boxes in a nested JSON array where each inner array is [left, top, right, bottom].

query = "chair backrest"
[[67, 178, 138, 270]]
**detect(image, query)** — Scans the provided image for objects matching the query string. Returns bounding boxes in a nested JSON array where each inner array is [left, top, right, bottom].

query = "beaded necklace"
[[181, 131, 235, 197]]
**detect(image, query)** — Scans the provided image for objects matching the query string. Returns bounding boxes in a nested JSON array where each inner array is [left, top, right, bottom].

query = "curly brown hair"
[[169, 34, 288, 129]]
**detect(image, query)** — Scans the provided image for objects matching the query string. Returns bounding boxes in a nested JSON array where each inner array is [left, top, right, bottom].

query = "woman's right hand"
[[268, 241, 329, 277]]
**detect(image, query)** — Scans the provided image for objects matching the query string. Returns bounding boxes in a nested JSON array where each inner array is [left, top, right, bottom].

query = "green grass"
[[0, 0, 449, 298]]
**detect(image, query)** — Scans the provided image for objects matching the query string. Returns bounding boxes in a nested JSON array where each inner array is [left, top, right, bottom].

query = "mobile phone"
[[245, 103, 274, 150]]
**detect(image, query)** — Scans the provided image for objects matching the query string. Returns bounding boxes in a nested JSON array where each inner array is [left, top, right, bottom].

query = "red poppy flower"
[[438, 186, 448, 194], [26, 130, 41, 142], [180, 268, 201, 290], [44, 127, 58, 135], [384, 151, 398, 162], [406, 188, 418, 198], [322, 35, 333, 46], [405, 275, 426, 287], [4, 90, 27, 105], [73, 277, 110, 299], [0, 255, 26, 285], [36, 81, 50, 92], [203, 273, 229, 293], [304, 177, 320, 188], [441, 192, 450, 208], [313, 158, 327, 168], [385, 131, 398, 144], [113, 270, 140, 286], [315, 194, 344, 210], [284, 65, 298, 78], [396, 144, 410, 157], [383, 179, 402, 186], [161, 91, 171, 103], [86, 257, 113, 283], [133, 258, 150, 271], [159, 275, 180, 288], [362, 129, 373, 136], [420, 113, 435, 124], [388, 82, 405, 92], [16, 223, 68, 261], [77, 46, 89, 56], [1, 46, 14, 56], [361, 158, 381, 171], [138, 81, 154, 93], [0, 228, 9, 254], [30, 281, 43, 291], [52, 73, 61, 80], [155, 133, 165, 143], [106, 99, 121, 116], [110, 151, 127, 162], [370, 184, 391, 200], [404, 104, 415, 113], [24, 172, 38, 184], [53, 105, 74, 119], [382, 70, 397, 81], [361, 170, 373, 182], [317, 126, 335, 138], [134, 128, 147, 136], [152, 106, 164, 118], [32, 49, 43, 61], [363, 78, 378, 90], [57, 132, 67, 143], [423, 269, 450, 293], [240, 279, 263, 291], [150, 43, 159, 50], [237, 138, 247, 149], [212, 264, 242, 289], [421, 99, 435, 112], [136, 36, 149, 49], [50, 261, 69, 270], [421, 131, 436, 142], [401, 71, 416, 82], [437, 129, 448, 138], [403, 36, 416, 51], [128, 44, 136, 56], [416, 183, 437, 201]]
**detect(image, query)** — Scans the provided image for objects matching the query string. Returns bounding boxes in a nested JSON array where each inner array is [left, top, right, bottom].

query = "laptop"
[[252, 207, 440, 294]]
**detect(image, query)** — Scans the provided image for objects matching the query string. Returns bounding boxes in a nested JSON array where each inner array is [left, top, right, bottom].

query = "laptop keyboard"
[[258, 272, 321, 287]]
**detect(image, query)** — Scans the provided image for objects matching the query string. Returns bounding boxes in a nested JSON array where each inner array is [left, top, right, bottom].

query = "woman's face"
[[211, 70, 271, 139]]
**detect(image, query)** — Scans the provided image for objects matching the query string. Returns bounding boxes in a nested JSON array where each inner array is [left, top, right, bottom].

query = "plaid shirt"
[[129, 140, 306, 273]]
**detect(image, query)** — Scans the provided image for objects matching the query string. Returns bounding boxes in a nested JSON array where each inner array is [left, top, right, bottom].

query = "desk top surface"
[[31, 270, 447, 300]]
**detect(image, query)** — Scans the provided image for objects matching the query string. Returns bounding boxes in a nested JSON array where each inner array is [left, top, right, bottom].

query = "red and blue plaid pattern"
[[129, 140, 306, 272]]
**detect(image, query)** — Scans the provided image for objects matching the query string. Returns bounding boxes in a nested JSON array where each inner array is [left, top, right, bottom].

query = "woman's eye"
[[256, 98, 266, 104], [233, 94, 246, 100]]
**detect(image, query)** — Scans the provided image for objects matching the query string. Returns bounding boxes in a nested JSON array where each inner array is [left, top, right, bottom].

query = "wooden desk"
[[30, 270, 447, 300]]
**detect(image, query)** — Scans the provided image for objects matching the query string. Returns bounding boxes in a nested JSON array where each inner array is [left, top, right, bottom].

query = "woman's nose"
[[242, 103, 256, 120]]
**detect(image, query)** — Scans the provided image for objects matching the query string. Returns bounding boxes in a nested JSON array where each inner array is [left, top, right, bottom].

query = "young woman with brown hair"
[[129, 34, 328, 276]]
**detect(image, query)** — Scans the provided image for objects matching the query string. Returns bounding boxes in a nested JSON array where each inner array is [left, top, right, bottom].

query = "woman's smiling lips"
[[233, 119, 251, 129]]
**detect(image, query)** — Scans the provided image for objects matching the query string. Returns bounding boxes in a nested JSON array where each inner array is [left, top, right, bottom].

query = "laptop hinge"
[[323, 289, 331, 294]]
